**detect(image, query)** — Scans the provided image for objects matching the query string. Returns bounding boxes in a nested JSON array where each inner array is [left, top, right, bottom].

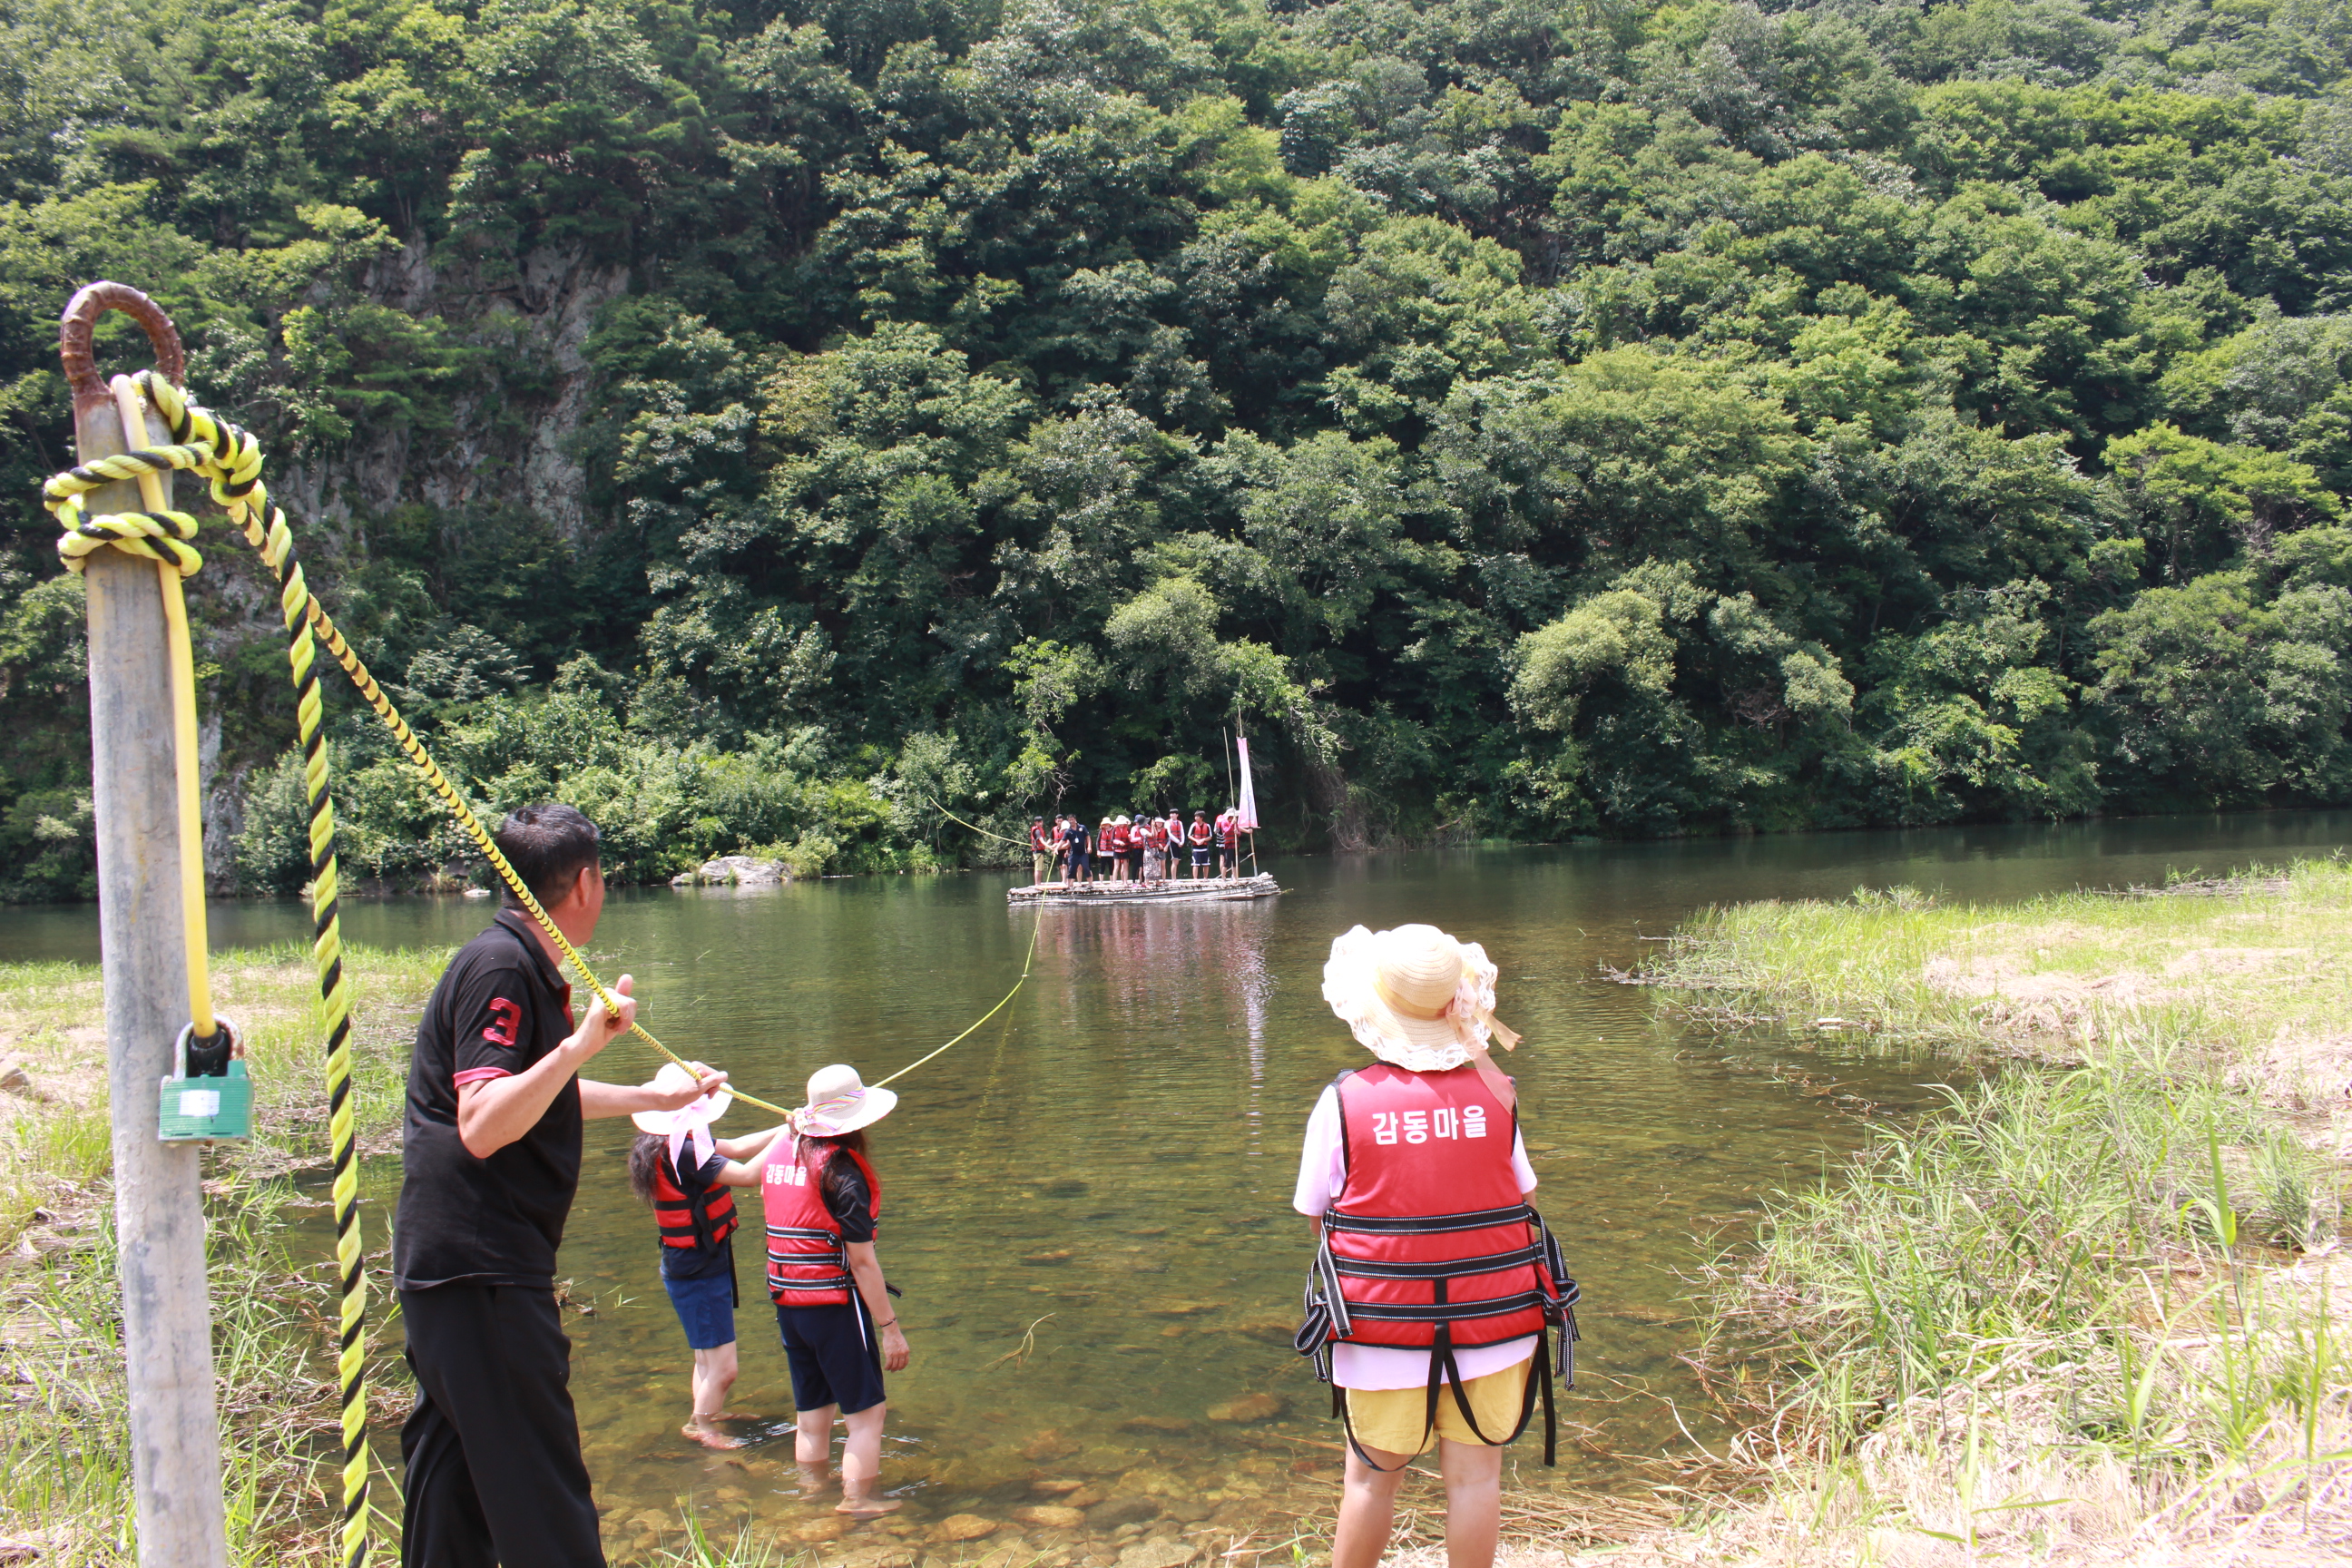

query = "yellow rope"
[[870, 916, 1040, 1088], [923, 795, 1034, 849], [41, 371, 1041, 1565]]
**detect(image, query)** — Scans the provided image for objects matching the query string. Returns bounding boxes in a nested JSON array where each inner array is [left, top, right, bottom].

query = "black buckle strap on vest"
[[1524, 1203, 1582, 1390], [1324, 1202, 1532, 1237], [1335, 1288, 1552, 1324], [1327, 1243, 1545, 1282]]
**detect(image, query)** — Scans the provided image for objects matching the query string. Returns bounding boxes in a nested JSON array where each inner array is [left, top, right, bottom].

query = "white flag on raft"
[[1236, 731, 1260, 833]]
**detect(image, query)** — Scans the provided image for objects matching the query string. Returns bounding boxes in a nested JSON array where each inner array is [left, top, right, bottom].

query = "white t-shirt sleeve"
[[1293, 1085, 1345, 1216]]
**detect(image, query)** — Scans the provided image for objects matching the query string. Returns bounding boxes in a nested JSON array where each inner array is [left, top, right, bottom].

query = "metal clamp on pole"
[[159, 1016, 249, 1143]]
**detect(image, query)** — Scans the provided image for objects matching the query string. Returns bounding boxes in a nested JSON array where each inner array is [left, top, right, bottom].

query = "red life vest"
[[1147, 822, 1169, 849], [1219, 815, 1239, 848], [652, 1149, 739, 1253], [1320, 1063, 1551, 1350], [1190, 820, 1211, 846], [1029, 823, 1052, 853], [761, 1133, 882, 1306]]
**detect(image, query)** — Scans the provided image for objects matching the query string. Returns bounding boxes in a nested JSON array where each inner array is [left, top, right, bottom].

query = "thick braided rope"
[[44, 387, 375, 1568]]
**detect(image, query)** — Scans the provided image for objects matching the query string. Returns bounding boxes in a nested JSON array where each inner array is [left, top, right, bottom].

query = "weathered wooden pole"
[[64, 283, 230, 1568]]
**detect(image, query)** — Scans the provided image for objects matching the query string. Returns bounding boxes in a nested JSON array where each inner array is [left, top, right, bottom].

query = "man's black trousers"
[[399, 1284, 605, 1567]]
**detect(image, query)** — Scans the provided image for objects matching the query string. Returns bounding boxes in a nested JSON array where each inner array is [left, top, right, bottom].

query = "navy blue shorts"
[[776, 1300, 887, 1416], [664, 1268, 737, 1350]]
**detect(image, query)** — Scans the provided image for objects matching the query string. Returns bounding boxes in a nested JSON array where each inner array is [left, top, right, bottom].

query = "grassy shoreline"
[[0, 944, 444, 1565], [1597, 860, 2352, 1565]]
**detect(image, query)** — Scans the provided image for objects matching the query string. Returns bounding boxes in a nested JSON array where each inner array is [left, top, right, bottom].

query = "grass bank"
[[1597, 859, 2352, 1565], [0, 944, 442, 1564]]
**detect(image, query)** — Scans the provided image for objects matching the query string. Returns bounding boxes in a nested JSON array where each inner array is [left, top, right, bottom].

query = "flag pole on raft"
[[1236, 722, 1260, 877]]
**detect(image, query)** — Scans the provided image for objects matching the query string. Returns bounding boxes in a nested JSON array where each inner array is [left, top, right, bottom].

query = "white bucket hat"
[[632, 1061, 734, 1172], [1321, 924, 1522, 1074], [790, 1063, 898, 1138]]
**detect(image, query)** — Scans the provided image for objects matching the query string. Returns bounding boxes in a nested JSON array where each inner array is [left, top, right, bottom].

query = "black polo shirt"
[[393, 909, 584, 1292]]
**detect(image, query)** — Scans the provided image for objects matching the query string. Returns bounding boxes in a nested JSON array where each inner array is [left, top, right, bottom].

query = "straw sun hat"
[[1322, 924, 1522, 1073], [790, 1063, 899, 1138]]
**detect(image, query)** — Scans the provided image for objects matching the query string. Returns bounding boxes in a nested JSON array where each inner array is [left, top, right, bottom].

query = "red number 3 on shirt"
[[481, 997, 523, 1049]]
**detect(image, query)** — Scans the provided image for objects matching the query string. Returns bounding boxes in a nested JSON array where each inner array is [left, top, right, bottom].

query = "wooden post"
[[64, 284, 230, 1568]]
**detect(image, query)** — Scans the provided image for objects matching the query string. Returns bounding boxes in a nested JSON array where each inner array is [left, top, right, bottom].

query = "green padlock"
[[158, 1018, 252, 1142]]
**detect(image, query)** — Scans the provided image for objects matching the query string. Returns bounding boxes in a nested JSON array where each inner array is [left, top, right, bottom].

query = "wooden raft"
[[1008, 871, 1283, 906]]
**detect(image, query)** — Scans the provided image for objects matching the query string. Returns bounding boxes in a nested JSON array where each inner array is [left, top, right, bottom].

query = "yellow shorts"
[[1342, 1359, 1530, 1457]]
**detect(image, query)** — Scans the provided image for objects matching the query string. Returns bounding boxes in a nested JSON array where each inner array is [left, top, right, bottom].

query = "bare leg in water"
[[1331, 1436, 1502, 1568], [793, 1401, 901, 1515], [681, 1342, 744, 1448]]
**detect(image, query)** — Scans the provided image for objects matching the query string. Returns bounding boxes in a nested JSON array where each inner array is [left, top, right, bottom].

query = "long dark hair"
[[626, 1132, 667, 1206]]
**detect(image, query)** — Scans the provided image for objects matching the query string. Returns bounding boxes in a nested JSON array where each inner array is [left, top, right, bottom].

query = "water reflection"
[[35, 815, 2352, 1563]]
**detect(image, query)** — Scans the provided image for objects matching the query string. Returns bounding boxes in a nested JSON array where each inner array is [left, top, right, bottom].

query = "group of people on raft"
[[1026, 805, 1249, 885], [392, 799, 1572, 1568]]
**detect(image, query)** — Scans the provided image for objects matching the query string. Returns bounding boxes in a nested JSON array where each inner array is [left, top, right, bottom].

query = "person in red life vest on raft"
[[702, 1063, 913, 1514], [392, 803, 729, 1568], [627, 1063, 788, 1448], [1293, 924, 1578, 1568]]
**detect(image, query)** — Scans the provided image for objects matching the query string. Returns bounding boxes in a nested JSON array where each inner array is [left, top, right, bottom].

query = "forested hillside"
[[6, 0, 2352, 897]]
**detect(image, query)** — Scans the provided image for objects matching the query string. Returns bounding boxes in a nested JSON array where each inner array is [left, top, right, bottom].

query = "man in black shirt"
[[394, 803, 723, 1568]]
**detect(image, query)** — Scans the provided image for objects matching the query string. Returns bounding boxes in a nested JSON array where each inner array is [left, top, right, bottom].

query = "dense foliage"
[[8, 0, 2352, 897]]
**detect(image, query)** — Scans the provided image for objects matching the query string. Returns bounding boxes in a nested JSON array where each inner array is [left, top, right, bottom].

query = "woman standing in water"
[[730, 1063, 912, 1515], [626, 1063, 788, 1448]]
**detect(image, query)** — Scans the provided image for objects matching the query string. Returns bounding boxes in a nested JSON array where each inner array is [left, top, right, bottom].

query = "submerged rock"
[[1115, 1542, 1199, 1568], [933, 1514, 999, 1543], [1012, 1504, 1086, 1529], [1083, 1496, 1159, 1531], [1204, 1392, 1283, 1423]]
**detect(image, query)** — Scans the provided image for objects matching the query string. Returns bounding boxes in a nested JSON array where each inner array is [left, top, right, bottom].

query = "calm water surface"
[[11, 813, 2352, 1563]]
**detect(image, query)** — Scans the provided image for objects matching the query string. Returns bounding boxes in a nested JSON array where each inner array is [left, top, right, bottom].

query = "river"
[[8, 811, 2352, 1563]]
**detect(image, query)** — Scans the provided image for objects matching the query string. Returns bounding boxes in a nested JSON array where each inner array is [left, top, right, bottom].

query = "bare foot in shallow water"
[[681, 1417, 748, 1450], [795, 1463, 834, 1497], [835, 1494, 902, 1517]]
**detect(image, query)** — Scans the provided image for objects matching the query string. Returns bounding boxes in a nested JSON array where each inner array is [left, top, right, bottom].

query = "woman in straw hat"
[[1292, 925, 1575, 1568], [734, 1064, 911, 1514], [625, 1063, 789, 1448]]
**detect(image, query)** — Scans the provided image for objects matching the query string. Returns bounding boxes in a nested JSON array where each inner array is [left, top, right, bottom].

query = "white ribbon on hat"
[[669, 1117, 717, 1181]]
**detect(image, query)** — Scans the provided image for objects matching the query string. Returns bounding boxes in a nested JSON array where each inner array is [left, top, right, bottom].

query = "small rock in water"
[[1204, 1392, 1283, 1423], [1142, 1301, 1218, 1318], [1030, 1478, 1088, 1495], [934, 1514, 1000, 1543], [1064, 1487, 1105, 1508], [794, 1517, 852, 1544], [1160, 1500, 1214, 1525], [1115, 1543, 1199, 1568], [1022, 1249, 1076, 1265], [1118, 1415, 1192, 1433], [1021, 1430, 1079, 1461], [1084, 1496, 1159, 1531], [1123, 1467, 1188, 1497], [1012, 1504, 1086, 1529]]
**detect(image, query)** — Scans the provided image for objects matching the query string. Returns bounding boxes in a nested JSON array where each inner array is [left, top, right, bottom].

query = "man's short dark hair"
[[495, 803, 602, 906]]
